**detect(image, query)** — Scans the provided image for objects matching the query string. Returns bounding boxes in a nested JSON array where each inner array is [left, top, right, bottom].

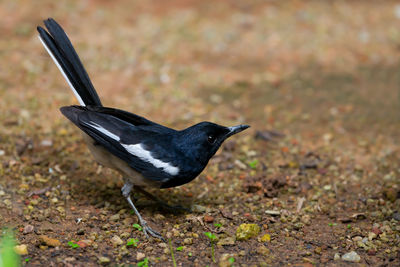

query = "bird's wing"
[[85, 106, 163, 128], [60, 106, 179, 182]]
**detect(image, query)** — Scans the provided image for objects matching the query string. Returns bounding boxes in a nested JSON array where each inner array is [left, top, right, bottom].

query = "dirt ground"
[[0, 0, 400, 266]]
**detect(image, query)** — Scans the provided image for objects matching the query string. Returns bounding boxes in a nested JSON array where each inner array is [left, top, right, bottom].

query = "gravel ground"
[[0, 1, 400, 266]]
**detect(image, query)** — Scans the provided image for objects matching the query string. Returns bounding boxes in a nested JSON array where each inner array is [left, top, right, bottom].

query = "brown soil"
[[0, 0, 399, 266]]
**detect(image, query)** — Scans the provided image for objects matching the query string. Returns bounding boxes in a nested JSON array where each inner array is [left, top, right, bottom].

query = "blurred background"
[[1, 0, 399, 142], [0, 0, 400, 266]]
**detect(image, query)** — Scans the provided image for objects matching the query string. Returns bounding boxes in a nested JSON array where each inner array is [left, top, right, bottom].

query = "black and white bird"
[[37, 18, 249, 240]]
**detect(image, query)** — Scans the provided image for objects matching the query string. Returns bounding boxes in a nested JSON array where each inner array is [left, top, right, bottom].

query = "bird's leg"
[[135, 186, 190, 213], [121, 181, 165, 241]]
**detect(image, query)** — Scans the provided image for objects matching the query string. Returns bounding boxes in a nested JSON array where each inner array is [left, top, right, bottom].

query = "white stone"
[[342, 251, 360, 262]]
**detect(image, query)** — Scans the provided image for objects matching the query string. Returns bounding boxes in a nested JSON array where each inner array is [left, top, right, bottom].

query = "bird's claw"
[[141, 221, 165, 242]]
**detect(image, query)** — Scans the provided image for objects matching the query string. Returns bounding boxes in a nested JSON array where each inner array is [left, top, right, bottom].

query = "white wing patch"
[[38, 35, 85, 106], [121, 143, 179, 176], [85, 122, 120, 141]]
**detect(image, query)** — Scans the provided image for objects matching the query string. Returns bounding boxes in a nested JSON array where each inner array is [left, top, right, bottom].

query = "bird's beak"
[[226, 124, 250, 138]]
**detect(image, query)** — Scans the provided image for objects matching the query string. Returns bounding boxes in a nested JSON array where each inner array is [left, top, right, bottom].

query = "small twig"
[[27, 187, 50, 197], [197, 187, 209, 199], [333, 182, 338, 198], [296, 197, 306, 213], [196, 216, 205, 226], [219, 209, 234, 220]]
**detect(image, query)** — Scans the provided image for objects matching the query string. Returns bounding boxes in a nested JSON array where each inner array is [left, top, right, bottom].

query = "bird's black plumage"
[[60, 106, 240, 188], [37, 19, 102, 106], [38, 18, 249, 239]]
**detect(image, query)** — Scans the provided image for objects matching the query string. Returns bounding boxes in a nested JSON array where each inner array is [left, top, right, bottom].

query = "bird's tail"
[[37, 18, 102, 107]]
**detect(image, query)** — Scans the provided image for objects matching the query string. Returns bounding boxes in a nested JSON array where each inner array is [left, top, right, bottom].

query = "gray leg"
[[121, 181, 165, 241]]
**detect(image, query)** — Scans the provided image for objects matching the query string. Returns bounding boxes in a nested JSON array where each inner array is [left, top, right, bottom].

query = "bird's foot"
[[141, 220, 165, 242]]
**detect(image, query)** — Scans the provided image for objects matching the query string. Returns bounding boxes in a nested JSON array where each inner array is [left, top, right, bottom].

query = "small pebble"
[[314, 247, 322, 254], [334, 253, 340, 261], [260, 233, 271, 242], [41, 140, 53, 147], [14, 244, 28, 255], [204, 215, 214, 223], [368, 232, 377, 240], [39, 235, 61, 247], [158, 243, 167, 248], [77, 240, 92, 248], [102, 223, 110, 230], [137, 252, 146, 261], [110, 214, 120, 221], [154, 214, 165, 220], [371, 227, 382, 235], [160, 255, 168, 261], [392, 212, 400, 221], [236, 224, 260, 241], [120, 232, 130, 239], [23, 224, 34, 234], [191, 204, 206, 213], [234, 159, 247, 169], [217, 237, 235, 246], [76, 229, 85, 235], [111, 235, 123, 246], [98, 256, 110, 264], [265, 210, 280, 216], [183, 238, 193, 245], [383, 188, 397, 202], [257, 245, 269, 256], [342, 251, 361, 262]]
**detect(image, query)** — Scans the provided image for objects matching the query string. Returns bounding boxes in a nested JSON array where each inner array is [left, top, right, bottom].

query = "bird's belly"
[[81, 133, 161, 187]]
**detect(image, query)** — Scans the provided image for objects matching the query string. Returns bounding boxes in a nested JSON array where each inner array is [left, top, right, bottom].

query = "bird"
[[37, 18, 249, 240]]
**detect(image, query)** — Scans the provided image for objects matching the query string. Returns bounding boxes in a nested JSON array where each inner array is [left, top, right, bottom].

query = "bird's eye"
[[207, 135, 216, 144]]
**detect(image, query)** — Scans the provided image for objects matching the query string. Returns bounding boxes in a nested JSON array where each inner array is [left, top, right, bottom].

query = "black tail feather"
[[38, 18, 102, 106]]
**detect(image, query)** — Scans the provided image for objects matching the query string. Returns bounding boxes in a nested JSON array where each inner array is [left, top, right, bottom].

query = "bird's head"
[[177, 122, 250, 164]]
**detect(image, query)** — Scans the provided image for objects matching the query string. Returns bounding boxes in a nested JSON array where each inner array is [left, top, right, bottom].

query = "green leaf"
[[25, 258, 30, 262], [133, 224, 143, 231], [228, 257, 235, 264], [248, 159, 259, 169], [204, 232, 216, 241], [67, 241, 80, 248], [176, 246, 183, 251], [214, 223, 222, 228], [188, 252, 192, 257], [126, 238, 139, 247], [137, 257, 148, 267], [0, 229, 20, 267]]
